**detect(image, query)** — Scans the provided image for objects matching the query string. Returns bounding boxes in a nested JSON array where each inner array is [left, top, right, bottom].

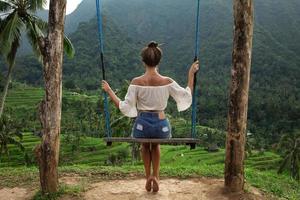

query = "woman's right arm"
[[102, 80, 138, 117], [187, 60, 200, 93], [101, 80, 121, 108]]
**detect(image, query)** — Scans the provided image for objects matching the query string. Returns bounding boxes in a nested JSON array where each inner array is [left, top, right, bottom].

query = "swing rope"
[[191, 0, 201, 139], [96, 0, 201, 141], [96, 0, 112, 138]]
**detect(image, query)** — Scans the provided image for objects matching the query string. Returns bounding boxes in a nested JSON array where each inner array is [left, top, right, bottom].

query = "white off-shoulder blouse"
[[119, 81, 192, 117]]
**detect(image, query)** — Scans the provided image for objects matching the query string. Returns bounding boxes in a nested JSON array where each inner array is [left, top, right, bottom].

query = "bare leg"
[[151, 144, 160, 192], [141, 143, 152, 191], [141, 143, 151, 179], [151, 144, 160, 179]]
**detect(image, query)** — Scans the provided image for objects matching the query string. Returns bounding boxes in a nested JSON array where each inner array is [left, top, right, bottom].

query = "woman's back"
[[131, 74, 172, 87]]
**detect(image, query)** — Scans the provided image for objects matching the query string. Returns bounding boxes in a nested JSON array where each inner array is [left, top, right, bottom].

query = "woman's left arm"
[[102, 80, 120, 108]]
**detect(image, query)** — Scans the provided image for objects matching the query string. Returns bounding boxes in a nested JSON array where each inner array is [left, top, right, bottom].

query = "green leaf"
[[64, 36, 75, 59], [32, 15, 48, 31], [5, 38, 19, 66], [25, 18, 46, 61], [0, 11, 23, 56], [0, 1, 14, 13], [278, 153, 291, 174], [27, 0, 47, 11]]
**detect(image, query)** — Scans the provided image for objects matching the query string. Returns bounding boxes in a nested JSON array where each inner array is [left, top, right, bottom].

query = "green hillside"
[[6, 0, 299, 148], [0, 0, 299, 152], [0, 132, 299, 199]]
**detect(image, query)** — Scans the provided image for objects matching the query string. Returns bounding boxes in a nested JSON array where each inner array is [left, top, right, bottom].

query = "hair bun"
[[148, 41, 158, 48]]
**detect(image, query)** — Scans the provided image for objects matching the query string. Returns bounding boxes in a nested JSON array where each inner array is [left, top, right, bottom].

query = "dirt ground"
[[0, 177, 268, 200], [0, 187, 34, 200], [84, 178, 265, 200]]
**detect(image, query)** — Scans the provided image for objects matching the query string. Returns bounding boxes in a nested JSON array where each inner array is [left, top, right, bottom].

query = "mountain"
[[62, 16, 142, 89], [2, 0, 300, 145], [36, 0, 97, 34], [101, 0, 300, 140], [12, 15, 142, 89], [64, 0, 96, 34]]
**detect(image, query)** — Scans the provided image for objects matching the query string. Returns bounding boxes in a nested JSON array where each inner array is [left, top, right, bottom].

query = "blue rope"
[[194, 0, 201, 59], [96, 0, 112, 138], [191, 0, 201, 139]]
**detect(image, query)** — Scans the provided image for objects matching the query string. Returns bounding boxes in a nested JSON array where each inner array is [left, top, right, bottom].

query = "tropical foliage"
[[0, 113, 25, 158], [277, 131, 300, 180], [0, 0, 74, 118]]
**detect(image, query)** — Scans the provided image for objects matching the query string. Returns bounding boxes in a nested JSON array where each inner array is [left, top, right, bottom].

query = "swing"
[[95, 0, 202, 149]]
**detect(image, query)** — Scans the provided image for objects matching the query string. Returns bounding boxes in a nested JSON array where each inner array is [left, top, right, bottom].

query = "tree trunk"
[[0, 39, 19, 118], [224, 0, 254, 192], [0, 64, 13, 118], [36, 0, 66, 193]]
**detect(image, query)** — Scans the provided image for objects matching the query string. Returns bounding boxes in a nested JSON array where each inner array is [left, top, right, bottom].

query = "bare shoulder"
[[161, 76, 174, 85], [131, 76, 144, 85]]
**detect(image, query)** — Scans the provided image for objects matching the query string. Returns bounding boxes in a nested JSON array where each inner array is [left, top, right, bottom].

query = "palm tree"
[[0, 0, 74, 118], [277, 131, 300, 180]]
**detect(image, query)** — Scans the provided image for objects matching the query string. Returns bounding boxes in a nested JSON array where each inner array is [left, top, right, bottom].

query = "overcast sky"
[[45, 0, 83, 15]]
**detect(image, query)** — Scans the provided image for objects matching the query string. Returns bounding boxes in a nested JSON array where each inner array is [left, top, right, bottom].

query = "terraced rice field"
[[0, 132, 281, 172]]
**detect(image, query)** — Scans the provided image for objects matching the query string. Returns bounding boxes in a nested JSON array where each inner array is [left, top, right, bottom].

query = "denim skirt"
[[132, 112, 172, 139]]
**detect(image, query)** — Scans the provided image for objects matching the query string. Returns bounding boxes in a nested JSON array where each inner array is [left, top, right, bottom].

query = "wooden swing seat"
[[103, 137, 201, 149]]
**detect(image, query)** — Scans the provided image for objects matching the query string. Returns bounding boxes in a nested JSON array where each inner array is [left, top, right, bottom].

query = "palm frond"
[[64, 36, 75, 58], [31, 15, 47, 31], [26, 29, 42, 60], [278, 153, 291, 174], [0, 1, 14, 13], [5, 37, 19, 66], [27, 0, 47, 11], [25, 19, 45, 60], [0, 11, 23, 56]]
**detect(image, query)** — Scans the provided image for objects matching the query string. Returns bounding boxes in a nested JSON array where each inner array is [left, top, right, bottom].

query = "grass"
[[1, 83, 299, 199], [1, 133, 300, 199]]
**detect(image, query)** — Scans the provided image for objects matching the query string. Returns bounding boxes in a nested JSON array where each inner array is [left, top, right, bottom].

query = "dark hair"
[[141, 41, 162, 67]]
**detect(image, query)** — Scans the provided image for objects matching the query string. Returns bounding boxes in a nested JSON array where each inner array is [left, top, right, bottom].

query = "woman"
[[102, 41, 199, 192]]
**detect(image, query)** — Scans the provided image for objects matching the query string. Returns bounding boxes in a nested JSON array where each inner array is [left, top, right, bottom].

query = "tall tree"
[[224, 0, 254, 192], [0, 0, 74, 118], [0, 0, 46, 117], [34, 0, 69, 193]]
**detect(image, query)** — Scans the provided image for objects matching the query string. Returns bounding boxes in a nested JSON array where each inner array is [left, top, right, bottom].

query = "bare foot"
[[145, 177, 152, 192], [151, 176, 159, 193]]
